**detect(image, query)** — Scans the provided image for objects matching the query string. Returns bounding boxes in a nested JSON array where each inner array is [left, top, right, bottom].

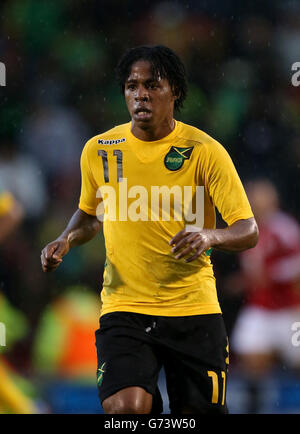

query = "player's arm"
[[170, 139, 259, 262], [41, 209, 102, 273], [41, 137, 103, 273], [170, 217, 258, 262]]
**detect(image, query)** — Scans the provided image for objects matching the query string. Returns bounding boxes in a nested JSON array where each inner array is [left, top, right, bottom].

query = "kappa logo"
[[97, 362, 106, 386], [98, 138, 126, 145], [164, 146, 194, 171]]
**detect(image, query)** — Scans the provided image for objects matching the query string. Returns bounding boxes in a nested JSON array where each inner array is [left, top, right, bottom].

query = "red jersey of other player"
[[240, 197, 300, 309]]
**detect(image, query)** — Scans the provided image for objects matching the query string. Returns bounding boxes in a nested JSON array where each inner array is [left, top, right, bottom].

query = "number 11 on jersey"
[[98, 150, 123, 183]]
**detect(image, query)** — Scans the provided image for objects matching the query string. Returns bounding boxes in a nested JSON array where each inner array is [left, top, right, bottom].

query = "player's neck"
[[130, 118, 175, 141]]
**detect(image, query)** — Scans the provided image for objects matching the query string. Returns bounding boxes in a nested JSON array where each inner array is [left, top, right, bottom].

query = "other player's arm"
[[41, 209, 102, 272], [170, 217, 258, 262]]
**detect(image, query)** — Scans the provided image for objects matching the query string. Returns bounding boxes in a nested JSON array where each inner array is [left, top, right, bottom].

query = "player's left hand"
[[169, 228, 215, 263]]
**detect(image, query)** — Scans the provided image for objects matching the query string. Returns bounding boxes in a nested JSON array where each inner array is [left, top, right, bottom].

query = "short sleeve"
[[78, 140, 100, 216], [202, 140, 254, 226]]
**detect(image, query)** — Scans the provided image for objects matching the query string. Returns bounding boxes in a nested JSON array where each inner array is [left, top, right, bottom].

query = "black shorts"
[[95, 311, 229, 414]]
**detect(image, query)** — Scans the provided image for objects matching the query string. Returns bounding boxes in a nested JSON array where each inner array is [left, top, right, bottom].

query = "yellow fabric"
[[79, 120, 253, 317], [0, 192, 14, 217]]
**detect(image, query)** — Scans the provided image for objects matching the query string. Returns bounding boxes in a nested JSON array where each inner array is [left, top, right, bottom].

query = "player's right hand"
[[41, 238, 70, 272]]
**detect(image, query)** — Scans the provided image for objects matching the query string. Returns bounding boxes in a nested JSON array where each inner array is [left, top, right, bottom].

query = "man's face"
[[124, 60, 177, 129]]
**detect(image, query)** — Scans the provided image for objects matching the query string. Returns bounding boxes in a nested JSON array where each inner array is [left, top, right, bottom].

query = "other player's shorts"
[[231, 306, 300, 367], [95, 311, 229, 414]]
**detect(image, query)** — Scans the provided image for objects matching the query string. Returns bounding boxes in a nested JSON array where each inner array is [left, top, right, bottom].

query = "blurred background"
[[0, 0, 300, 414]]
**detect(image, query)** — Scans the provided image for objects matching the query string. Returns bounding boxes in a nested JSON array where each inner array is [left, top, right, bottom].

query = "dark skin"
[[41, 59, 259, 413], [170, 218, 259, 262], [40, 209, 102, 272], [125, 60, 178, 141]]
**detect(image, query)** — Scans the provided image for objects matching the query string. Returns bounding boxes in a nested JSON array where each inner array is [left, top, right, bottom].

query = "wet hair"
[[116, 45, 188, 111]]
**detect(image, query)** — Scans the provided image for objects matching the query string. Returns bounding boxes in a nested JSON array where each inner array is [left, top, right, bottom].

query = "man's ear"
[[172, 86, 180, 103]]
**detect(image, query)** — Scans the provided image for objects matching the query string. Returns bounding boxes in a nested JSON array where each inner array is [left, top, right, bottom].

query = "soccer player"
[[230, 179, 300, 413], [41, 45, 258, 414]]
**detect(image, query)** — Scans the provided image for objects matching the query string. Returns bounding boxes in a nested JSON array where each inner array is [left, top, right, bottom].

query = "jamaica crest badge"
[[164, 146, 193, 171]]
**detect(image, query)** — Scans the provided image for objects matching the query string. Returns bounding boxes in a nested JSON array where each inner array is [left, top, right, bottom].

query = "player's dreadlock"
[[116, 45, 188, 112]]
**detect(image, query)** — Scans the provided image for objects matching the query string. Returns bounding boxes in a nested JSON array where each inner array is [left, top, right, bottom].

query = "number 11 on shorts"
[[207, 370, 226, 405]]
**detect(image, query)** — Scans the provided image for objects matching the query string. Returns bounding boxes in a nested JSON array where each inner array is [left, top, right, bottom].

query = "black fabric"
[[95, 311, 229, 414]]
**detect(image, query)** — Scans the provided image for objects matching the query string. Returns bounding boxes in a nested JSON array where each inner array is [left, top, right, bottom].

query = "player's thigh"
[[95, 312, 162, 411], [162, 314, 229, 414]]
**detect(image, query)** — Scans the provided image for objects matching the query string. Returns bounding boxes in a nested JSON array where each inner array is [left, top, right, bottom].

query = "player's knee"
[[103, 398, 150, 414], [102, 390, 152, 414]]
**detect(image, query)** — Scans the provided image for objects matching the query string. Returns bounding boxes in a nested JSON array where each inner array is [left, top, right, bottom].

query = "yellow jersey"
[[79, 120, 253, 316]]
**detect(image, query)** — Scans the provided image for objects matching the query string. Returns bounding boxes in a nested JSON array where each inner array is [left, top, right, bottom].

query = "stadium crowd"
[[0, 0, 299, 413]]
